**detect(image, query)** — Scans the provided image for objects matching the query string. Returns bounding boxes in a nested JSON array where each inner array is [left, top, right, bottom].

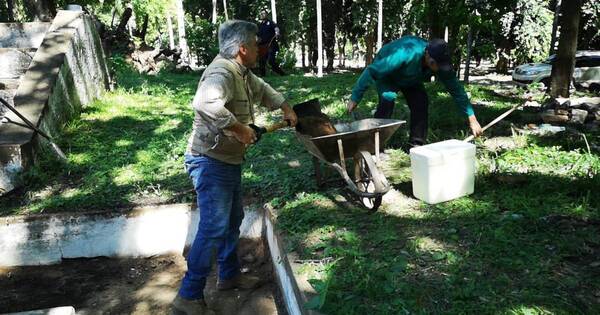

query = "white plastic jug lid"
[[410, 139, 476, 166]]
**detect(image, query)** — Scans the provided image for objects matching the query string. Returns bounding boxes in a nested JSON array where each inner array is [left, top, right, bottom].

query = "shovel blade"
[[293, 99, 323, 118]]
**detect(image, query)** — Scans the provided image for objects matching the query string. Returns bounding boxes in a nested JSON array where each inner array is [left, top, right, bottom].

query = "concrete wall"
[[0, 204, 264, 267], [0, 23, 50, 49], [0, 11, 110, 195]]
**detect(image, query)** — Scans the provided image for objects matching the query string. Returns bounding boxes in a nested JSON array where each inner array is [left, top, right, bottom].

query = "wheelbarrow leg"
[[313, 156, 324, 187]]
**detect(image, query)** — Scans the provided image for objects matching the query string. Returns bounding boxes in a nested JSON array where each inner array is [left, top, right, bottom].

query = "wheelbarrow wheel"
[[353, 151, 388, 212]]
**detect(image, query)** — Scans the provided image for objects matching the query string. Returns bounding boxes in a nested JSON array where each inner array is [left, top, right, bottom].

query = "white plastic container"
[[409, 139, 476, 204]]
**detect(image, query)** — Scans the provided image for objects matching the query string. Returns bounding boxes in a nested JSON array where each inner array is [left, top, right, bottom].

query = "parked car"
[[512, 50, 600, 90]]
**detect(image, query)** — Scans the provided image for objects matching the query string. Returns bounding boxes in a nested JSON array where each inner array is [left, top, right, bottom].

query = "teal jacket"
[[351, 36, 474, 117]]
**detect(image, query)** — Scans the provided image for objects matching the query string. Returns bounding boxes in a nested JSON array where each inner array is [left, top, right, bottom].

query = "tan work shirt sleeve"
[[248, 72, 286, 110], [191, 70, 237, 129]]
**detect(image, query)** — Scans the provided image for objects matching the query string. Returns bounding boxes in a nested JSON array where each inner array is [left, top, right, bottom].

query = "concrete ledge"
[[264, 204, 324, 315], [0, 22, 50, 49], [0, 203, 265, 267], [0, 48, 36, 80], [5, 306, 75, 315]]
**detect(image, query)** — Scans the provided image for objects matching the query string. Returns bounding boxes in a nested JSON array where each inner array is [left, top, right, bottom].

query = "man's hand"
[[281, 102, 298, 127], [226, 122, 257, 144], [347, 99, 358, 113], [468, 115, 483, 138]]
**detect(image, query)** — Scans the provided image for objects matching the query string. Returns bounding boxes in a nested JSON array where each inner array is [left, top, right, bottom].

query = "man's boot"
[[217, 273, 261, 291], [171, 295, 215, 315]]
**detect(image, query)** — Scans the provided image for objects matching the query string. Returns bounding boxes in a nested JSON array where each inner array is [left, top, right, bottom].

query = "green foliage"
[[276, 46, 297, 73], [130, 0, 173, 43], [580, 0, 600, 49], [501, 0, 553, 63], [185, 17, 219, 66]]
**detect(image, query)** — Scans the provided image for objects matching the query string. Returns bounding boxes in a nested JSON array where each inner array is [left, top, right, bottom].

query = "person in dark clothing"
[[257, 10, 285, 76], [347, 36, 483, 150]]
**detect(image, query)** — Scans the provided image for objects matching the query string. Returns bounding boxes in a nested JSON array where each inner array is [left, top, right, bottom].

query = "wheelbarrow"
[[294, 100, 405, 212]]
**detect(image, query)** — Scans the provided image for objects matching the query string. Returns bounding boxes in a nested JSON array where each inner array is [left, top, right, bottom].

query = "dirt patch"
[[0, 252, 282, 315]]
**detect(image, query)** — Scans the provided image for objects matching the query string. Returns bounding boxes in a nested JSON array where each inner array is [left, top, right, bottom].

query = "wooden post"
[[377, 0, 383, 52], [316, 0, 323, 77], [374, 131, 380, 161], [337, 139, 345, 172], [271, 0, 277, 23], [223, 0, 229, 20], [212, 0, 217, 24]]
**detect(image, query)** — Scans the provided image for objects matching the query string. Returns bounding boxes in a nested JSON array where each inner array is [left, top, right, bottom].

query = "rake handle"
[[0, 97, 53, 141], [464, 102, 523, 142]]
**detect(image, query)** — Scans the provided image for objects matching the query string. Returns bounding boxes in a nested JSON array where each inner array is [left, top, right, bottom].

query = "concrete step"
[[0, 48, 36, 80], [0, 22, 51, 49], [0, 142, 30, 196], [0, 79, 19, 127], [5, 306, 76, 315]]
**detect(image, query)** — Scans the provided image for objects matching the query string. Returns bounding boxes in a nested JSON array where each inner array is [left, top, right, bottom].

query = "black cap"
[[426, 39, 453, 71]]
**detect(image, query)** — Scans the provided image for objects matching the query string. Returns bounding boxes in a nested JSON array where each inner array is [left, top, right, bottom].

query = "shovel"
[[293, 99, 337, 137], [0, 97, 67, 161], [249, 119, 291, 141]]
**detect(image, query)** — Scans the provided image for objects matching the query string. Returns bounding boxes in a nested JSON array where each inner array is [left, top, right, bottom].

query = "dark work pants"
[[258, 46, 285, 76], [374, 86, 429, 147]]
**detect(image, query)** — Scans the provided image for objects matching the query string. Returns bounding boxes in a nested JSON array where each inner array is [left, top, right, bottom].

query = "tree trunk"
[[322, 0, 337, 71], [301, 39, 306, 68], [377, 0, 383, 51], [464, 27, 473, 84], [549, 0, 562, 55], [117, 6, 133, 33], [448, 24, 460, 73], [111, 8, 117, 28], [23, 0, 55, 21], [167, 14, 175, 50], [316, 0, 323, 77], [223, 0, 229, 20], [271, 0, 277, 23], [496, 8, 519, 74], [338, 37, 346, 68], [7, 0, 15, 22], [426, 0, 444, 39], [138, 15, 149, 43], [365, 31, 375, 66], [176, 0, 190, 65], [212, 0, 218, 24], [550, 0, 583, 98]]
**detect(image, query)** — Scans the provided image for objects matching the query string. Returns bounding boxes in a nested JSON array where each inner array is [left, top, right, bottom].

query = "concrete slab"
[[0, 48, 36, 80], [0, 23, 50, 49], [4, 306, 75, 315], [264, 204, 324, 315], [0, 203, 266, 267]]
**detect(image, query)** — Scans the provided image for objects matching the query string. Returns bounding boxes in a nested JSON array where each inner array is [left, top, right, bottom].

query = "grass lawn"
[[1, 57, 599, 314]]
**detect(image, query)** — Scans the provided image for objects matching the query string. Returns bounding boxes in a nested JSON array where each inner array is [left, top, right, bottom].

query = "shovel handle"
[[265, 119, 291, 133], [464, 102, 523, 142]]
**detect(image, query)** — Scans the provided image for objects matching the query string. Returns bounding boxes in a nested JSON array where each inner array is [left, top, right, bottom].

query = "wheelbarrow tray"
[[296, 118, 405, 163]]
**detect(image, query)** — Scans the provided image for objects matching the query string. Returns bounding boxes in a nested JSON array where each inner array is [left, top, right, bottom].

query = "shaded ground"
[[0, 253, 282, 315]]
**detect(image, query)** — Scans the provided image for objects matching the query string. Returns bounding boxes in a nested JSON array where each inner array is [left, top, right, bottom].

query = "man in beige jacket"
[[172, 20, 297, 315]]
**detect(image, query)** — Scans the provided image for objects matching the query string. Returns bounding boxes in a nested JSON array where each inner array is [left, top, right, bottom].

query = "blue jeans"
[[178, 154, 244, 299]]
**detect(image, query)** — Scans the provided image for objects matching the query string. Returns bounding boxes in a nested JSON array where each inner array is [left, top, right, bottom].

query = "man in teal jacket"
[[347, 36, 483, 149]]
